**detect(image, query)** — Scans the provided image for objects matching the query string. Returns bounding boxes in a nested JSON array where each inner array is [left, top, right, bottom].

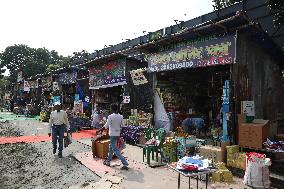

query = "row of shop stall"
[[9, 11, 284, 187]]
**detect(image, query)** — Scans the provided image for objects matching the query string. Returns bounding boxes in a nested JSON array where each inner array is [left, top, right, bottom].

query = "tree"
[[267, 0, 284, 27], [0, 45, 35, 82], [0, 45, 74, 82], [212, 0, 242, 10], [71, 50, 90, 65]]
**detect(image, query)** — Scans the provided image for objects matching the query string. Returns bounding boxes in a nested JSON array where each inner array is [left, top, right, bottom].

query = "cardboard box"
[[239, 120, 270, 149], [212, 169, 233, 182], [95, 139, 110, 159], [198, 145, 225, 162]]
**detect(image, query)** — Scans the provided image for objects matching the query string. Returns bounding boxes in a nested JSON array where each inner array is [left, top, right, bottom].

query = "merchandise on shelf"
[[121, 125, 146, 143], [263, 138, 284, 152], [163, 137, 178, 162]]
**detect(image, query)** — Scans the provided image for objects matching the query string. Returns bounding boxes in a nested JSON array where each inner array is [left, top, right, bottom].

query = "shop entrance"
[[93, 86, 124, 114], [156, 65, 230, 137]]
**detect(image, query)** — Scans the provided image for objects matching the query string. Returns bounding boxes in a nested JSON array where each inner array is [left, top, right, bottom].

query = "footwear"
[[120, 166, 129, 170], [53, 148, 56, 154], [58, 152, 62, 158], [103, 161, 110, 166]]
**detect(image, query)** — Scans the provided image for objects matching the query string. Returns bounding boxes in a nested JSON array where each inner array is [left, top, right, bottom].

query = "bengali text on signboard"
[[147, 35, 236, 72]]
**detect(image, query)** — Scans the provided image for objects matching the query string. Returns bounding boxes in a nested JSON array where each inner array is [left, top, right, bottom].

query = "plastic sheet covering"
[[154, 91, 171, 132]]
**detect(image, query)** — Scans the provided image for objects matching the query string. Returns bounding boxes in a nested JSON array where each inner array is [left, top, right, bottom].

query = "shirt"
[[103, 113, 124, 136], [48, 110, 70, 133]]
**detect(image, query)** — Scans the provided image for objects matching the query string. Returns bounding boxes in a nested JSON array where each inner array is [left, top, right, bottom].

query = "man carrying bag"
[[48, 102, 70, 158]]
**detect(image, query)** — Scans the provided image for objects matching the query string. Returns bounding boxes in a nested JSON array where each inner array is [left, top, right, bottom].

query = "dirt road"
[[0, 116, 99, 189]]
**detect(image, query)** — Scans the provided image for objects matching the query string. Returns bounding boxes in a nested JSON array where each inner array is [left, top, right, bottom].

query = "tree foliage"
[[212, 0, 284, 27], [0, 45, 90, 83], [212, 0, 242, 10], [267, 0, 284, 27]]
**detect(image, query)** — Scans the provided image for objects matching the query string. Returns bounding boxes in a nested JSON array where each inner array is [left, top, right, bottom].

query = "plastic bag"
[[243, 152, 271, 188]]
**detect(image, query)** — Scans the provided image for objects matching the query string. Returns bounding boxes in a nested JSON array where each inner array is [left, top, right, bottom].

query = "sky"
[[0, 0, 213, 58]]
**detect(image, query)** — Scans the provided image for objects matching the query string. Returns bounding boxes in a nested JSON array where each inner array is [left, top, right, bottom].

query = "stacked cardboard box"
[[212, 162, 233, 182], [239, 119, 270, 149], [198, 145, 225, 163], [226, 145, 245, 170]]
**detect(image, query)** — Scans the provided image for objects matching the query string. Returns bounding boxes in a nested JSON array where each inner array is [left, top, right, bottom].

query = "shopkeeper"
[[182, 117, 205, 136]]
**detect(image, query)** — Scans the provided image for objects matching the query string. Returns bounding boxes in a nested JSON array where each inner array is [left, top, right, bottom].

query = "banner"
[[24, 80, 30, 92], [17, 71, 23, 82], [130, 69, 148, 85], [147, 35, 236, 72], [154, 91, 171, 133], [89, 60, 126, 89], [59, 72, 77, 84]]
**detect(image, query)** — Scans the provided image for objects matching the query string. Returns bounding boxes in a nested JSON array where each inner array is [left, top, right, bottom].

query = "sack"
[[243, 152, 271, 188]]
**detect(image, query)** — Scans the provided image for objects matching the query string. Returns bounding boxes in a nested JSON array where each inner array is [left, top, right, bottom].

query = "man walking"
[[97, 103, 129, 170], [48, 102, 70, 158]]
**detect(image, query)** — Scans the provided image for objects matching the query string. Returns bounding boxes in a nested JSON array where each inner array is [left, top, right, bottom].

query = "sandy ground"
[[0, 114, 100, 189]]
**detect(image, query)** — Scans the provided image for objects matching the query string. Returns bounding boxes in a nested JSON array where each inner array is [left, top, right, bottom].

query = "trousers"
[[52, 125, 65, 152]]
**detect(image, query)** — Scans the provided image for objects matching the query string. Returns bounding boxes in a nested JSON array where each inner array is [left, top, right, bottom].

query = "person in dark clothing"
[[10, 99, 14, 112]]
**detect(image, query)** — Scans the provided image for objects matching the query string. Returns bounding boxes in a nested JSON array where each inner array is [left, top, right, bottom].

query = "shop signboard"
[[147, 35, 236, 72], [222, 80, 230, 141], [59, 72, 77, 84], [89, 60, 126, 89]]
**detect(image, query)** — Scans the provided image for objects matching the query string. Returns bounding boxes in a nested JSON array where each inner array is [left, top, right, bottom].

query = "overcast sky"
[[0, 0, 213, 57]]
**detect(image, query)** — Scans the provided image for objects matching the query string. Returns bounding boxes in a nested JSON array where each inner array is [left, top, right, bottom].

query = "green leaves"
[[267, 0, 284, 27], [212, 0, 242, 10]]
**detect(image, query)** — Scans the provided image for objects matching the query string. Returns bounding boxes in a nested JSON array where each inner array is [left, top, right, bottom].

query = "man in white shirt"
[[48, 102, 70, 158], [97, 103, 128, 170]]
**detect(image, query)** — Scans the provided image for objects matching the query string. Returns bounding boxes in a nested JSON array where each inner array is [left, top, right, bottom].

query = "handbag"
[[64, 133, 72, 148]]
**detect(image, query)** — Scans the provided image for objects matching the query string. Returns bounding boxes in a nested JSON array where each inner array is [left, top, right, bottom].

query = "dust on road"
[[0, 120, 100, 189]]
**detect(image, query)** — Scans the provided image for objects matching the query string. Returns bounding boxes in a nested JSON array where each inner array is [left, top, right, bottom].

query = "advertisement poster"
[[53, 82, 60, 91], [130, 69, 148, 86], [89, 60, 126, 89], [74, 101, 83, 114], [123, 96, 130, 103], [23, 80, 30, 92], [53, 96, 61, 104], [59, 72, 77, 84], [147, 35, 236, 72]]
